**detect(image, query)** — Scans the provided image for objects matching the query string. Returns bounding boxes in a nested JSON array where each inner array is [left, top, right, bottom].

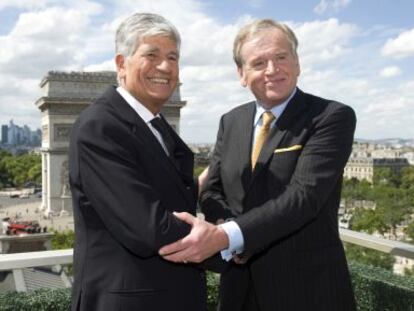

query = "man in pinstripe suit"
[[160, 18, 356, 310]]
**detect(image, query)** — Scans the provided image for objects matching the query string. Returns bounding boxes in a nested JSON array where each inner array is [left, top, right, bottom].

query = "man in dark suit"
[[160, 19, 356, 310], [69, 13, 206, 311]]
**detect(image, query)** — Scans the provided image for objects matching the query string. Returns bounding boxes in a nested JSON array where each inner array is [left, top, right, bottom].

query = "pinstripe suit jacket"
[[200, 88, 357, 311]]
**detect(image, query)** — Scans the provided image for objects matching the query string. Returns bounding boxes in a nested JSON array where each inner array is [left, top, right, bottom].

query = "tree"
[[0, 150, 12, 188], [51, 230, 75, 250], [342, 178, 372, 201], [344, 243, 395, 271], [51, 230, 74, 276], [373, 167, 401, 187], [0, 153, 41, 188], [404, 221, 414, 243], [401, 166, 414, 190], [350, 208, 388, 235]]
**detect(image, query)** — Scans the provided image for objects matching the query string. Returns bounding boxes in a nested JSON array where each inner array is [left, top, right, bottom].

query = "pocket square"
[[274, 145, 302, 153]]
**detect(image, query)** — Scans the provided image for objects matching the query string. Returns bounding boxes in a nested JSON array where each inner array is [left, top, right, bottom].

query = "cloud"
[[0, 0, 413, 141], [382, 28, 414, 58], [0, 2, 364, 142], [292, 18, 358, 67], [0, 3, 107, 130], [314, 0, 351, 14], [379, 66, 402, 78], [0, 7, 101, 78], [83, 60, 116, 72]]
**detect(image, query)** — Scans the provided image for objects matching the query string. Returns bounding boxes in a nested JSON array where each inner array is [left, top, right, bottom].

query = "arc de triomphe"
[[36, 71, 186, 216]]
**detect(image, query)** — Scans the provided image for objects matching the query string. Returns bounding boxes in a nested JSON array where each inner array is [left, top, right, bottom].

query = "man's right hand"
[[159, 212, 229, 263]]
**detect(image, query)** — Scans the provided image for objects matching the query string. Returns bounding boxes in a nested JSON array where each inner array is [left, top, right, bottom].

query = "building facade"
[[344, 157, 409, 182]]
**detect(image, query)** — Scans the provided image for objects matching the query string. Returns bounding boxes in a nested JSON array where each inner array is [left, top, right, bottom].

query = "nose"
[[156, 59, 171, 72], [265, 60, 278, 74]]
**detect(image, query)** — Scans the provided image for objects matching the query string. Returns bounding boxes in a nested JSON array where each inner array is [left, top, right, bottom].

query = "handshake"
[[159, 212, 248, 265]]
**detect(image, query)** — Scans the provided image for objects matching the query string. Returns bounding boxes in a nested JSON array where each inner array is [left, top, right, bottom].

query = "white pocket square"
[[274, 145, 302, 153]]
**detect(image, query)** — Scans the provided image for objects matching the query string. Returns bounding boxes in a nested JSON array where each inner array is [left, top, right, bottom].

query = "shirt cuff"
[[218, 221, 244, 262]]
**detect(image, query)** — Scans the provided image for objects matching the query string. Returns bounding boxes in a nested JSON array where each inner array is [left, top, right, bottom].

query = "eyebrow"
[[141, 46, 179, 57], [141, 46, 159, 54]]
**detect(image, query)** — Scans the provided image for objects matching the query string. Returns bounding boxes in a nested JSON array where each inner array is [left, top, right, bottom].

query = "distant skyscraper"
[[1, 120, 41, 147], [1, 125, 8, 144], [7, 120, 17, 145]]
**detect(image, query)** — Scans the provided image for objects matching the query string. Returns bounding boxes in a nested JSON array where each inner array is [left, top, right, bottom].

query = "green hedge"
[[349, 261, 414, 311], [1, 265, 414, 311], [0, 288, 71, 311]]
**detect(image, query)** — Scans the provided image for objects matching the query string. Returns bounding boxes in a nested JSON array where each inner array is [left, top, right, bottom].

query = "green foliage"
[[351, 209, 388, 235], [344, 166, 414, 253], [345, 243, 395, 271], [373, 167, 401, 187], [401, 166, 414, 190], [206, 271, 220, 311], [2, 264, 414, 311], [0, 152, 41, 188], [51, 230, 75, 276], [0, 150, 12, 188], [0, 288, 71, 311], [51, 230, 75, 250], [404, 267, 414, 277], [342, 178, 372, 200], [404, 222, 414, 242], [349, 261, 414, 311]]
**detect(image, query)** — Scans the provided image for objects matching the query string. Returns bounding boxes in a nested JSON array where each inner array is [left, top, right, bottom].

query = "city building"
[[1, 125, 8, 144], [344, 157, 409, 182], [0, 120, 41, 148]]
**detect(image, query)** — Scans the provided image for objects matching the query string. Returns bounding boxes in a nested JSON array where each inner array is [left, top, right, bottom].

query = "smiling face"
[[238, 28, 300, 109], [116, 35, 179, 114]]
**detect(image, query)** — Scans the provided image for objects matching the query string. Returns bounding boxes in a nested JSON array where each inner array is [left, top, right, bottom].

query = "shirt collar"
[[116, 86, 160, 123], [253, 87, 297, 127]]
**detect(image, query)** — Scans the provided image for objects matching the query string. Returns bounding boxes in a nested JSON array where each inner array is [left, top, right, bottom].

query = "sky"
[[0, 0, 413, 143]]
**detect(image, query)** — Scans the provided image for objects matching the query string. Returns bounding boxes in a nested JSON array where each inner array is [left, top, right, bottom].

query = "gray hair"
[[115, 12, 181, 58], [233, 19, 298, 68]]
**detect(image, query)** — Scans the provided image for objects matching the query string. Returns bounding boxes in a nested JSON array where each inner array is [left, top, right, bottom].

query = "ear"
[[237, 66, 248, 88], [115, 54, 126, 79]]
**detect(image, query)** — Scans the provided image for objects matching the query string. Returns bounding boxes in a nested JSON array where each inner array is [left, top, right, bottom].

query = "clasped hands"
[[159, 212, 248, 265]]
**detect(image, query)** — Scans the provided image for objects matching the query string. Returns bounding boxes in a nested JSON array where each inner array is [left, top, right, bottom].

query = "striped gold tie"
[[251, 111, 275, 170]]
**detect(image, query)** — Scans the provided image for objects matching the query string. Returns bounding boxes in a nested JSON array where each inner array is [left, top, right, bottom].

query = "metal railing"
[[340, 228, 414, 260], [1, 229, 414, 271], [0, 249, 72, 271]]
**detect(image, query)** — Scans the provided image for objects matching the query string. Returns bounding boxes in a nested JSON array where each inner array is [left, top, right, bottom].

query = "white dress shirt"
[[219, 88, 297, 261]]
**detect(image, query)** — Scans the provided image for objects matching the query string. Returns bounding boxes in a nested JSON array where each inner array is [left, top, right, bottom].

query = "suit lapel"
[[160, 115, 195, 186], [236, 102, 256, 191], [102, 86, 195, 206], [137, 120, 195, 206], [250, 89, 308, 183]]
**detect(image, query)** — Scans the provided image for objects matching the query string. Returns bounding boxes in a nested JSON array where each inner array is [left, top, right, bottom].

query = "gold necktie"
[[251, 111, 275, 169]]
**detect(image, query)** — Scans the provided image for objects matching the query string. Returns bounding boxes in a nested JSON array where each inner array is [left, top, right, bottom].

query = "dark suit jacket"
[[200, 89, 356, 311], [69, 86, 205, 311]]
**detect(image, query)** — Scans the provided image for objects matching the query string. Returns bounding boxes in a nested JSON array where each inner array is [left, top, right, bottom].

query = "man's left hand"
[[159, 212, 229, 263]]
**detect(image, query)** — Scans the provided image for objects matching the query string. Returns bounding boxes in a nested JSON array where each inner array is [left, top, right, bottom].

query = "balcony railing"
[[1, 229, 414, 310], [339, 228, 414, 260], [0, 249, 73, 271], [1, 229, 414, 271]]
